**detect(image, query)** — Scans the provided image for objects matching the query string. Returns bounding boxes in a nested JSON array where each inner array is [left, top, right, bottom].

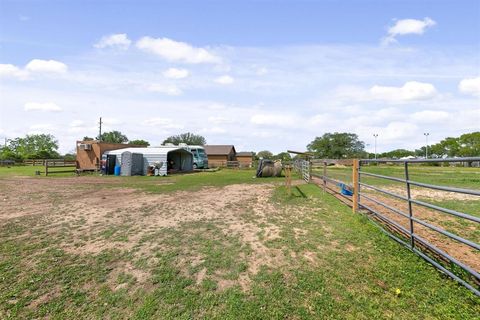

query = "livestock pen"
[[305, 157, 480, 296]]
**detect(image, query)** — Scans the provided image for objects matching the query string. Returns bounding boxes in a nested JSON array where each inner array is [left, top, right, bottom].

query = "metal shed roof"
[[104, 147, 191, 155]]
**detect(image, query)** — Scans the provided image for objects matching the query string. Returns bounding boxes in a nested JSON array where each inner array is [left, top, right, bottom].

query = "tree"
[[273, 152, 292, 162], [429, 137, 460, 158], [129, 139, 150, 147], [6, 134, 59, 159], [98, 131, 128, 144], [458, 132, 480, 157], [379, 149, 415, 159], [256, 150, 273, 159], [63, 153, 76, 161], [162, 132, 206, 145], [83, 136, 94, 141], [307, 132, 365, 159]]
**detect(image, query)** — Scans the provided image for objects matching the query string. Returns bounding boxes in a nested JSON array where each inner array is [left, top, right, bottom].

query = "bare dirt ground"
[[0, 176, 301, 292]]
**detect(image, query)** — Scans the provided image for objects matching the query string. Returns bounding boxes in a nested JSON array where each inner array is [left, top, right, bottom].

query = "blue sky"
[[0, 0, 479, 153]]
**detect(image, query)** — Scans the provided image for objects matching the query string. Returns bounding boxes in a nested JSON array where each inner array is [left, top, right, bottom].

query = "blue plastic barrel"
[[114, 165, 121, 176]]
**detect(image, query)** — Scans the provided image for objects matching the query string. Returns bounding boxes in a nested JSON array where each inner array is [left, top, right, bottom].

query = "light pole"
[[373, 134, 378, 159], [424, 132, 429, 159]]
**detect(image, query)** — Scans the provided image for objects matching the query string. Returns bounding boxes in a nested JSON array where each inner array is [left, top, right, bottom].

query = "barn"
[[204, 145, 236, 167], [236, 152, 254, 168], [103, 147, 193, 176], [76, 140, 137, 171]]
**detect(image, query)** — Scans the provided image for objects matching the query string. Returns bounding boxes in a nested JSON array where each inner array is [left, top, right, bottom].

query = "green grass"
[[108, 169, 281, 193], [0, 165, 79, 178], [0, 170, 478, 319]]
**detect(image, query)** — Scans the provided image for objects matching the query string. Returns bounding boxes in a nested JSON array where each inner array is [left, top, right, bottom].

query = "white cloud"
[[205, 103, 227, 110], [163, 68, 189, 79], [458, 77, 480, 97], [24, 102, 62, 112], [25, 59, 68, 73], [256, 67, 268, 76], [68, 120, 94, 133], [142, 117, 184, 129], [208, 116, 235, 124], [0, 64, 28, 79], [214, 75, 234, 85], [411, 110, 449, 123], [250, 114, 300, 128], [145, 83, 182, 95], [382, 122, 419, 140], [370, 81, 437, 101], [136, 36, 220, 64], [309, 114, 334, 126], [70, 120, 85, 127], [28, 123, 56, 133], [102, 118, 124, 126], [94, 33, 131, 50], [382, 17, 436, 45], [201, 126, 227, 134]]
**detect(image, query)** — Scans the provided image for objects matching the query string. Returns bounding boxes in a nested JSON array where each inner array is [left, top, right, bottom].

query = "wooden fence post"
[[45, 161, 48, 176], [323, 160, 327, 192], [352, 159, 359, 213]]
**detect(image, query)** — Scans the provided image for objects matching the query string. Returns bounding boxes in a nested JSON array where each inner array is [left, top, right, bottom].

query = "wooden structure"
[[284, 164, 292, 195], [352, 159, 359, 213], [45, 160, 77, 176], [75, 141, 137, 171], [24, 159, 64, 166], [204, 145, 237, 168], [236, 152, 254, 168]]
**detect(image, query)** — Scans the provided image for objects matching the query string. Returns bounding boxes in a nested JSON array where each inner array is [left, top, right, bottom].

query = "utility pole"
[[424, 132, 429, 159], [98, 117, 103, 142], [373, 134, 378, 160]]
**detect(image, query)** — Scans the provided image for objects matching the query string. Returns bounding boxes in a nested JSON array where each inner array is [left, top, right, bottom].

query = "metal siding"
[[104, 147, 192, 176]]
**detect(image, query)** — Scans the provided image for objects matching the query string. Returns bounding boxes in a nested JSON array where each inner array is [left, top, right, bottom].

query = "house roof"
[[236, 152, 253, 157], [204, 145, 236, 155]]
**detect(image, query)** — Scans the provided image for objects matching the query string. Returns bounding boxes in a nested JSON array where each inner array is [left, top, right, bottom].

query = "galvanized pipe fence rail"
[[293, 159, 311, 183], [306, 157, 480, 296], [356, 157, 480, 296]]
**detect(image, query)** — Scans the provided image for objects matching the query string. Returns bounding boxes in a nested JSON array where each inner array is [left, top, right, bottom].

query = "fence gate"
[[294, 159, 310, 183]]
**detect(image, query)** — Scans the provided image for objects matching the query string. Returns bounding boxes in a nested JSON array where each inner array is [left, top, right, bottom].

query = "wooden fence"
[[45, 160, 77, 176], [24, 159, 65, 166]]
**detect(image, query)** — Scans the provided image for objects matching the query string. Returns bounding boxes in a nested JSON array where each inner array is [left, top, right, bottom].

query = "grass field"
[[0, 167, 479, 319], [314, 164, 480, 190], [313, 164, 480, 275]]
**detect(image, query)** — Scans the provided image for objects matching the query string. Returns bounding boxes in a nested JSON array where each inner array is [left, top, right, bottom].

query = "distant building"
[[75, 140, 138, 171], [236, 151, 254, 168], [204, 145, 236, 167]]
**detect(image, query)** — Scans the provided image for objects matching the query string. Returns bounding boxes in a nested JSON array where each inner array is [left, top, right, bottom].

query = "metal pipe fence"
[[357, 157, 480, 296], [293, 159, 310, 183], [307, 157, 480, 296]]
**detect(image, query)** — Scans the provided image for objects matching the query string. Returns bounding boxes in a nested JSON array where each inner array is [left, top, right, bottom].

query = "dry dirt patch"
[[1, 177, 298, 291]]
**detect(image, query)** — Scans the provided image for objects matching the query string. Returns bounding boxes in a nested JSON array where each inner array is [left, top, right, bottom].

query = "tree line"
[[1, 130, 478, 161], [0, 131, 207, 160], [259, 131, 480, 160]]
